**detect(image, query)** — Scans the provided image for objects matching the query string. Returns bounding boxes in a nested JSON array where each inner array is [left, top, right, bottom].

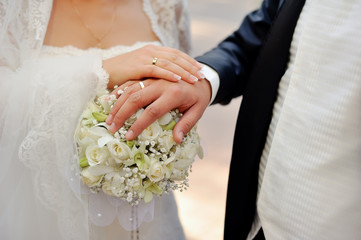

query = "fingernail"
[[126, 129, 134, 140], [178, 131, 184, 142], [106, 114, 113, 123], [196, 62, 203, 68], [174, 74, 181, 81], [190, 75, 198, 82], [197, 70, 205, 79], [109, 123, 116, 133]]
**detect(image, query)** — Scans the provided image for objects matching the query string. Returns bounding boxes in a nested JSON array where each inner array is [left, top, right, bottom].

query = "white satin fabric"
[[0, 0, 190, 239]]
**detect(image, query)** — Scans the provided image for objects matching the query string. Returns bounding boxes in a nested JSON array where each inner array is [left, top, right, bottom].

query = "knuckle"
[[169, 84, 183, 96], [128, 91, 142, 105], [144, 105, 160, 119], [159, 59, 170, 68], [169, 53, 178, 62], [112, 114, 123, 126], [146, 66, 156, 76]]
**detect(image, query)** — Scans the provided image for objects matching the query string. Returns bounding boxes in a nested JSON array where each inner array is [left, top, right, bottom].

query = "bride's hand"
[[103, 44, 204, 89], [105, 78, 212, 143]]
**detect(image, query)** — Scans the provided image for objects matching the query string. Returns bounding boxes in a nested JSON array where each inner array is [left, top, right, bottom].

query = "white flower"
[[107, 139, 132, 163], [147, 158, 165, 182], [139, 121, 162, 141], [85, 144, 109, 166], [172, 144, 198, 170], [173, 158, 194, 171], [81, 166, 104, 187], [158, 132, 176, 152], [75, 128, 97, 158], [82, 101, 101, 120], [102, 171, 126, 197], [158, 112, 172, 125], [75, 92, 203, 205], [97, 94, 112, 114], [169, 168, 185, 181]]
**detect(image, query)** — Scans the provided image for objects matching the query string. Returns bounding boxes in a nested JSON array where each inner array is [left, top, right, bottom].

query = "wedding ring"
[[152, 57, 158, 65], [139, 82, 145, 89]]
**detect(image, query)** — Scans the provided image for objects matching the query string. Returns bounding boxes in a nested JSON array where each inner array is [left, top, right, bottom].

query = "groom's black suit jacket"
[[196, 0, 306, 239]]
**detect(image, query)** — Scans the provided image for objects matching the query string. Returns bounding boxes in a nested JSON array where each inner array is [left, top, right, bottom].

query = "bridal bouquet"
[[75, 90, 203, 205]]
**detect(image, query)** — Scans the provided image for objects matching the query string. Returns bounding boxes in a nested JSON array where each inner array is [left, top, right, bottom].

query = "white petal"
[[88, 165, 115, 176], [98, 135, 114, 147]]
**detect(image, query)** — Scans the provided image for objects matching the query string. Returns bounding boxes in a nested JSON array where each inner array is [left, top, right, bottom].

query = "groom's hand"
[[106, 79, 212, 143]]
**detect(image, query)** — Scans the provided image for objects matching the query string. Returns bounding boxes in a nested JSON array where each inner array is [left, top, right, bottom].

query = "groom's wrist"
[[199, 64, 220, 105]]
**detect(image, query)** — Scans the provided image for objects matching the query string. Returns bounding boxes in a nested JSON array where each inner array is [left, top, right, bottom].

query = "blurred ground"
[[174, 1, 261, 240]]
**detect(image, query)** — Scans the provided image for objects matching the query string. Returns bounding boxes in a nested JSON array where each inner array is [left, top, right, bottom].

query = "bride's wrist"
[[102, 59, 116, 89]]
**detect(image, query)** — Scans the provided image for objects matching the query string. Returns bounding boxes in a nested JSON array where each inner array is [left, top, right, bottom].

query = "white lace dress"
[[0, 0, 191, 239]]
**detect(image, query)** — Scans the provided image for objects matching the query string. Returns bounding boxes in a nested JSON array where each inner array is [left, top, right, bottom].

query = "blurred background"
[[174, 0, 261, 239]]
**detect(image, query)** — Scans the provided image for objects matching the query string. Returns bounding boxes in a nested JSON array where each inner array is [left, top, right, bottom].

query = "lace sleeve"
[[175, 0, 191, 54], [0, 53, 109, 239], [0, 0, 52, 69], [144, 0, 192, 54]]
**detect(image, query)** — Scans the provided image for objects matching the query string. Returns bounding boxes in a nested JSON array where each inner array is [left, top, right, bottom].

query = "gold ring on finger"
[[152, 57, 158, 65]]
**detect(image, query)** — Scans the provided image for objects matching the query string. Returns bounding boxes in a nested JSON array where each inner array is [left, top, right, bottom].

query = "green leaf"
[[126, 140, 135, 148], [79, 157, 89, 168], [92, 112, 108, 122], [134, 152, 145, 170], [147, 183, 163, 195], [161, 120, 176, 131]]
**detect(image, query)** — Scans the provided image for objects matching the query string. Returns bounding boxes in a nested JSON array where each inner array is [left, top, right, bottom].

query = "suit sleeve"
[[196, 0, 282, 105]]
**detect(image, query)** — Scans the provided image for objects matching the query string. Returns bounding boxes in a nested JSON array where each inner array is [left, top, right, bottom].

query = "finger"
[[108, 82, 159, 133], [151, 58, 200, 84], [125, 94, 181, 140], [153, 45, 202, 71], [106, 81, 143, 126], [172, 104, 204, 144], [139, 65, 182, 82], [109, 81, 136, 98], [148, 45, 204, 81]]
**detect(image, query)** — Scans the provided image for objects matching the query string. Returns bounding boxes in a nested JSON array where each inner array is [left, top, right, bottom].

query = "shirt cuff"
[[200, 64, 220, 105]]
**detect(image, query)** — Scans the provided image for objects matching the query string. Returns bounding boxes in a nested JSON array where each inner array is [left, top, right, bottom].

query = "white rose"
[[107, 139, 132, 163], [147, 159, 165, 182], [81, 166, 104, 187], [75, 129, 97, 157], [139, 121, 162, 140], [85, 144, 109, 166]]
